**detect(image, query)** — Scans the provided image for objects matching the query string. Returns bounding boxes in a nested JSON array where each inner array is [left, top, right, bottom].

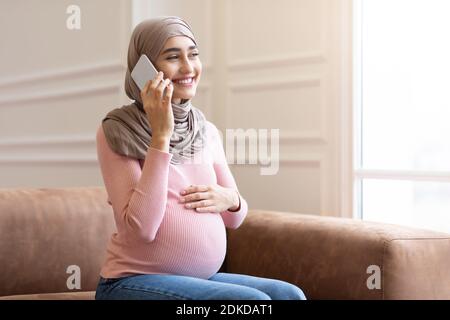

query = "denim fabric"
[[95, 272, 306, 300]]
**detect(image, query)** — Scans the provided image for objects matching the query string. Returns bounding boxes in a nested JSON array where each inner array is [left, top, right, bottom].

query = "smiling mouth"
[[173, 77, 195, 86]]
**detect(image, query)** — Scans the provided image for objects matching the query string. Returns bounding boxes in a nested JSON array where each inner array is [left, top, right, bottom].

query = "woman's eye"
[[167, 53, 199, 60]]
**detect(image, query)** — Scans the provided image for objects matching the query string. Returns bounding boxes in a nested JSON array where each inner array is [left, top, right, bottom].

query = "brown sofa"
[[1, 186, 450, 300]]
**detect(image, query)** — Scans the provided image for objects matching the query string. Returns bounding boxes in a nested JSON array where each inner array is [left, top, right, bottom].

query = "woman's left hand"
[[179, 184, 240, 213]]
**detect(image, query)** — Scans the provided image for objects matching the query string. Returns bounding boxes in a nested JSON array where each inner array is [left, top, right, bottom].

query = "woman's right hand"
[[140, 71, 174, 140]]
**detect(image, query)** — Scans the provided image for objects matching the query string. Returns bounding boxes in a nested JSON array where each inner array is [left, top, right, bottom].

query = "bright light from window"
[[362, 179, 450, 233], [359, 0, 450, 232], [362, 0, 450, 171]]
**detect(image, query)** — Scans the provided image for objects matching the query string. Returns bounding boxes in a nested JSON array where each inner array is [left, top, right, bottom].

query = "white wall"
[[0, 0, 132, 188]]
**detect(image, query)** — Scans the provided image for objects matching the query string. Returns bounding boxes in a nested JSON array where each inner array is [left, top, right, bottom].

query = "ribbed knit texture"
[[96, 121, 248, 279]]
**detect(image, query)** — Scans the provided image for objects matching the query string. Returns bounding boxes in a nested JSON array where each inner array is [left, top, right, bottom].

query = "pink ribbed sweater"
[[96, 121, 248, 280]]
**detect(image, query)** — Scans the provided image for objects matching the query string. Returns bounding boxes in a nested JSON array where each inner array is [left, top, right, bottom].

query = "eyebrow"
[[161, 45, 198, 55]]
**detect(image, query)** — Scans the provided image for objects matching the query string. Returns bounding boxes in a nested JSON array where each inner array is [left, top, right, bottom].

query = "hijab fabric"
[[102, 16, 206, 165]]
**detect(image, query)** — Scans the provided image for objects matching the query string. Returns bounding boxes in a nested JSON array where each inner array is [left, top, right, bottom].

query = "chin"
[[174, 91, 196, 101]]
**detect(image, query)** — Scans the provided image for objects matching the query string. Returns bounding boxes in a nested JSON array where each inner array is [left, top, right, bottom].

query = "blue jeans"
[[95, 272, 307, 300]]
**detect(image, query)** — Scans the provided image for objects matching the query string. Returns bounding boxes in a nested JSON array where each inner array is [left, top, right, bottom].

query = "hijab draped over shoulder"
[[102, 16, 207, 165]]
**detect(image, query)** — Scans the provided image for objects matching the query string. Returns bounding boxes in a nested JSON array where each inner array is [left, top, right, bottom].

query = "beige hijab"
[[102, 16, 207, 165]]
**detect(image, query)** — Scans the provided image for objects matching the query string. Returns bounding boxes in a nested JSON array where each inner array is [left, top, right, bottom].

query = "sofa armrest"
[[225, 210, 450, 300]]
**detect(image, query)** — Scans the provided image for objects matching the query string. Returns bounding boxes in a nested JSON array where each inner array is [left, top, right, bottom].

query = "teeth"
[[175, 78, 193, 84]]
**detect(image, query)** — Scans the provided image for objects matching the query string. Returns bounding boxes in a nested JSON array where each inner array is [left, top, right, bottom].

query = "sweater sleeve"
[[208, 122, 248, 229], [96, 125, 172, 243]]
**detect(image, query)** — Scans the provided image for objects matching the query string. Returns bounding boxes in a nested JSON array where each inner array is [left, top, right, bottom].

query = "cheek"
[[164, 69, 177, 79], [155, 63, 175, 79], [195, 63, 202, 76]]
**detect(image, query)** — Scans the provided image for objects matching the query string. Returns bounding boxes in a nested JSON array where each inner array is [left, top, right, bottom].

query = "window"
[[354, 0, 450, 233]]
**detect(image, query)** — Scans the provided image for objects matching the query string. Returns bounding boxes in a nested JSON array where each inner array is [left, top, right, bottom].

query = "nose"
[[180, 58, 194, 74]]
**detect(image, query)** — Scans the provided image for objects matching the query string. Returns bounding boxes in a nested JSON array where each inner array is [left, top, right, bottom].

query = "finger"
[[186, 200, 213, 209], [156, 78, 170, 91], [181, 185, 209, 195], [150, 71, 164, 90], [155, 79, 171, 99], [195, 206, 217, 213], [164, 81, 174, 101], [181, 191, 210, 203], [161, 82, 174, 106]]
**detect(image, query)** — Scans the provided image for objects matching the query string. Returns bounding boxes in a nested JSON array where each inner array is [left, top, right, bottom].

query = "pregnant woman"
[[94, 16, 306, 300]]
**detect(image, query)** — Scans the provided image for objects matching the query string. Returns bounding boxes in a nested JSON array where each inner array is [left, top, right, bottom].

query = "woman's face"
[[155, 36, 202, 104]]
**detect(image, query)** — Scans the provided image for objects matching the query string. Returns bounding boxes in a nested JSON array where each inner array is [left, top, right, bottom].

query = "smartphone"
[[131, 54, 159, 91]]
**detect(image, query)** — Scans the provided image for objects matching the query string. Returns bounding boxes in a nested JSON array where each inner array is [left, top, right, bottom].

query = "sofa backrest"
[[0, 187, 116, 297]]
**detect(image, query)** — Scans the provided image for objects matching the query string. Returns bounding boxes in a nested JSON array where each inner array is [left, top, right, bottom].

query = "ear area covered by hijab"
[[101, 16, 207, 165]]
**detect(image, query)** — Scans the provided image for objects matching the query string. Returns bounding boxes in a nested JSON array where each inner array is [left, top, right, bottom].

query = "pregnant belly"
[[147, 206, 227, 278]]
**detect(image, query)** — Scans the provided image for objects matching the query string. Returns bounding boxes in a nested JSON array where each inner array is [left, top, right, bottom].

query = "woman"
[[95, 16, 306, 300]]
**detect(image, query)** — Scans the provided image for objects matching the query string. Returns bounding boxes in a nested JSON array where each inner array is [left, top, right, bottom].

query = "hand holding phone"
[[132, 55, 174, 141]]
